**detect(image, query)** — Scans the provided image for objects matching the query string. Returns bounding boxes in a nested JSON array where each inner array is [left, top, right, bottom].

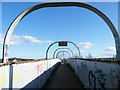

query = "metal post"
[[9, 64, 13, 90]]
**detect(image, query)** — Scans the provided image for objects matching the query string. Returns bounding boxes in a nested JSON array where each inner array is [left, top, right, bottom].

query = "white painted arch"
[[2, 2, 120, 63]]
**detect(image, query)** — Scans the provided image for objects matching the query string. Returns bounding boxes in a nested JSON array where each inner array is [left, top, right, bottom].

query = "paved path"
[[42, 63, 85, 89]]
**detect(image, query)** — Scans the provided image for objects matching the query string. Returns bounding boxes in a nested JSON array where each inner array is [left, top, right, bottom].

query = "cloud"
[[21, 35, 52, 44], [97, 46, 116, 57], [21, 35, 41, 43], [0, 34, 52, 45], [79, 42, 95, 48], [104, 46, 116, 52], [10, 35, 22, 45], [0, 35, 23, 45]]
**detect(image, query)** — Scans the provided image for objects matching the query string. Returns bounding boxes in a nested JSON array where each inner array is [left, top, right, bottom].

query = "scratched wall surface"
[[0, 59, 61, 89], [66, 59, 119, 88]]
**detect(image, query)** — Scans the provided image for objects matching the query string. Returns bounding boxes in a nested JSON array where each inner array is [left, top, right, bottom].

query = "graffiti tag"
[[95, 66, 106, 89], [89, 71, 96, 89], [36, 64, 44, 74]]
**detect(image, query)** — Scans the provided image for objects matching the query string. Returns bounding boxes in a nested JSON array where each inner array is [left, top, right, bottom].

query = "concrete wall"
[[66, 58, 120, 89], [0, 65, 9, 89], [0, 59, 61, 89]]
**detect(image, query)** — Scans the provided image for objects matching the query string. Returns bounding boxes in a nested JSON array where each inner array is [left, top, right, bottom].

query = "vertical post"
[[9, 64, 13, 90]]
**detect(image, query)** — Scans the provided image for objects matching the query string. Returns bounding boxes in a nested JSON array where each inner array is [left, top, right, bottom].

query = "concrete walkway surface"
[[42, 63, 85, 89]]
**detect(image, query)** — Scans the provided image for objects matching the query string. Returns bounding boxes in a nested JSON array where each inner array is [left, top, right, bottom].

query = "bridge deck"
[[42, 63, 85, 89]]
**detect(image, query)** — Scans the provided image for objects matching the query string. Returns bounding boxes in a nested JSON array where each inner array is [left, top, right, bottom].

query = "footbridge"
[[0, 40, 120, 89], [0, 2, 120, 89], [0, 57, 120, 89]]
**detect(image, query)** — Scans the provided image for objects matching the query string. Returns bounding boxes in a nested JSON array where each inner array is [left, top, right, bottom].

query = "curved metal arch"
[[56, 50, 71, 59], [53, 48, 74, 59], [46, 41, 80, 59], [3, 2, 120, 62]]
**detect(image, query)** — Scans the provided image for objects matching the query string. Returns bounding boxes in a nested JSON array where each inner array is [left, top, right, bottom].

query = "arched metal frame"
[[53, 48, 74, 59], [2, 2, 120, 63], [56, 50, 71, 59], [46, 41, 80, 59]]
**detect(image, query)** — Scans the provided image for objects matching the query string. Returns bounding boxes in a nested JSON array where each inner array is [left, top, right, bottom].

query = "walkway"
[[42, 63, 85, 89]]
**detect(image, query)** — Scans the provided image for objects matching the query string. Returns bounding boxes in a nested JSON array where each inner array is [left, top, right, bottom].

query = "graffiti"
[[95, 66, 106, 89], [0, 72, 5, 86], [36, 64, 44, 74], [13, 73, 21, 83], [109, 67, 120, 88], [109, 69, 118, 88], [89, 71, 96, 89]]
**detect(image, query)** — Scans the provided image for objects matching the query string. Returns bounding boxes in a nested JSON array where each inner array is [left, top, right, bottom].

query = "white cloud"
[[95, 46, 116, 58], [10, 41, 22, 45], [79, 42, 95, 48], [21, 35, 53, 44], [104, 46, 116, 52], [0, 34, 52, 45], [21, 35, 41, 43], [10, 35, 22, 45]]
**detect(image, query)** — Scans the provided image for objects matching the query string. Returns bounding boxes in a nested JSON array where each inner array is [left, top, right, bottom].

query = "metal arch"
[[46, 41, 80, 59], [53, 48, 74, 59], [56, 50, 71, 59], [2, 2, 120, 63]]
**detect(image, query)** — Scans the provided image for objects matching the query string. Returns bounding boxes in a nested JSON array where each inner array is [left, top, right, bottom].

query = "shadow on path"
[[42, 63, 85, 89]]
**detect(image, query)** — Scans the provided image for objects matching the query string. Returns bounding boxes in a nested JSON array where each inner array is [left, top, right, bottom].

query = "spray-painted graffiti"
[[109, 69, 118, 88], [0, 72, 5, 86], [88, 68, 106, 89], [13, 73, 21, 83], [36, 63, 44, 74], [89, 71, 96, 89], [94, 66, 106, 89]]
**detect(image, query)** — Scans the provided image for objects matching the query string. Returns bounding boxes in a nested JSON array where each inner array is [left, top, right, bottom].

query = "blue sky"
[[1, 0, 119, 2], [0, 2, 119, 59]]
